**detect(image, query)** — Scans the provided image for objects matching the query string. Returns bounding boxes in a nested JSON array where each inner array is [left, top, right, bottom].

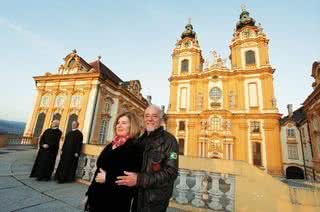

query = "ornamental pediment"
[[58, 50, 94, 75], [121, 80, 143, 99]]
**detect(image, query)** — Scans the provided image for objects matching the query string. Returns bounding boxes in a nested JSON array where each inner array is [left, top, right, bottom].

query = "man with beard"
[[55, 121, 83, 183], [30, 120, 62, 181]]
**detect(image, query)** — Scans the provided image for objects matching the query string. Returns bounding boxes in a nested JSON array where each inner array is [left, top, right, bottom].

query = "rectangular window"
[[178, 138, 184, 155], [248, 83, 258, 107], [252, 142, 262, 166], [178, 121, 185, 131], [245, 50, 256, 65], [99, 119, 109, 144], [287, 144, 299, 160], [211, 117, 221, 130], [250, 121, 260, 133], [287, 128, 296, 137], [180, 87, 187, 109], [71, 95, 82, 108], [181, 59, 189, 73], [40, 96, 50, 107]]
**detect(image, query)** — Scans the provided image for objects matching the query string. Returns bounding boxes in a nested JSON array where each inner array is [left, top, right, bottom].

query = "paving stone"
[[45, 183, 88, 209], [14, 174, 32, 180], [0, 185, 53, 211], [0, 176, 23, 190], [16, 200, 82, 212], [19, 178, 78, 193], [11, 158, 34, 174]]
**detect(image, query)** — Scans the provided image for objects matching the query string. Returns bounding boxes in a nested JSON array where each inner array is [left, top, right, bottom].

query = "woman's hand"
[[95, 168, 106, 183]]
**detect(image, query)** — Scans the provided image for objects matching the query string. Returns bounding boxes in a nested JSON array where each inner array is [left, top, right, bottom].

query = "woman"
[[85, 112, 143, 212]]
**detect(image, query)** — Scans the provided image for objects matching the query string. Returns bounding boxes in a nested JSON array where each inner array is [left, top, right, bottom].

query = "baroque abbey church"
[[166, 8, 282, 175]]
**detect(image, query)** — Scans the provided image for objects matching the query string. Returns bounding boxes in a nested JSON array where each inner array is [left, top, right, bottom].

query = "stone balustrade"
[[7, 136, 35, 145], [173, 169, 235, 211], [76, 154, 235, 212]]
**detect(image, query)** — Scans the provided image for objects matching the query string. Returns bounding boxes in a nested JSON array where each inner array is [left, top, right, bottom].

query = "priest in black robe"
[[55, 121, 83, 183], [30, 120, 62, 181]]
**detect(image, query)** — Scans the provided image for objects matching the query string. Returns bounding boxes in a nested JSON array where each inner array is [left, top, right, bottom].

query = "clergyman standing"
[[30, 120, 62, 181], [55, 121, 83, 183]]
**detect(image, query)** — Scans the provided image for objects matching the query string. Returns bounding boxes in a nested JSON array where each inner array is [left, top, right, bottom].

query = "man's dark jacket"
[[135, 126, 179, 212]]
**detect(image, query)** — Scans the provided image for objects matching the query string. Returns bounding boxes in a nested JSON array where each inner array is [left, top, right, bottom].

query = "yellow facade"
[[23, 50, 148, 152], [167, 10, 282, 175], [303, 61, 320, 182]]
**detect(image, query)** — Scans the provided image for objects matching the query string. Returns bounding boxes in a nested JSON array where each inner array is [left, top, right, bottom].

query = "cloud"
[[0, 16, 64, 50]]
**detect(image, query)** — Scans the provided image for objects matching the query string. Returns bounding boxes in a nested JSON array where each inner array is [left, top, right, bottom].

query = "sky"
[[0, 0, 319, 122]]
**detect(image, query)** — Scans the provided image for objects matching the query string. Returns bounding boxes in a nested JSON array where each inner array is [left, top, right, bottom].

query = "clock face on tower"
[[184, 41, 190, 48]]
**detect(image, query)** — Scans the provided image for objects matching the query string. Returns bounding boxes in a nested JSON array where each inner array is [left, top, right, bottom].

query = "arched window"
[[181, 59, 189, 73], [245, 50, 256, 65], [66, 114, 78, 133], [33, 113, 46, 138], [68, 58, 75, 67], [209, 87, 222, 102], [99, 119, 109, 144]]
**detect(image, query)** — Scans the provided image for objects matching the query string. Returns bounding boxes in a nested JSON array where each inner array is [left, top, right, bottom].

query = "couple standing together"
[[85, 105, 179, 212]]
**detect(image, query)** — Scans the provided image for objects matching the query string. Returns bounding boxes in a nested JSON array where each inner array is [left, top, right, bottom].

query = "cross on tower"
[[188, 17, 192, 24], [241, 3, 246, 12]]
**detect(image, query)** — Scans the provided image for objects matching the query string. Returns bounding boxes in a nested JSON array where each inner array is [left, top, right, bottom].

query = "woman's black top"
[[86, 138, 143, 212]]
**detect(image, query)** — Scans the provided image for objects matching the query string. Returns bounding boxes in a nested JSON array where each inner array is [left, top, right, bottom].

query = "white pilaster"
[[82, 81, 99, 143], [23, 90, 40, 136]]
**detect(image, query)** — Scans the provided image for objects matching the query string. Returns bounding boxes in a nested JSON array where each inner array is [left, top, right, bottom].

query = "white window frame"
[[287, 143, 299, 160], [99, 119, 109, 144]]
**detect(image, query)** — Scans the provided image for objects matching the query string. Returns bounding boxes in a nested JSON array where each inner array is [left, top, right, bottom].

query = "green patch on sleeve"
[[169, 152, 177, 160]]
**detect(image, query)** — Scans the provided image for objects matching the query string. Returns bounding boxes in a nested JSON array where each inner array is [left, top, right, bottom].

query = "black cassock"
[[30, 128, 62, 180], [55, 129, 83, 183], [86, 138, 143, 212]]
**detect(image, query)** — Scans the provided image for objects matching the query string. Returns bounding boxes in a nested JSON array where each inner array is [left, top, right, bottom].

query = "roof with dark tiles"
[[89, 60, 123, 84], [280, 106, 306, 126]]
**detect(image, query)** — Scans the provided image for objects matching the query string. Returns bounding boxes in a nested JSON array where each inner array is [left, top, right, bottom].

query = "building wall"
[[23, 75, 96, 147], [280, 123, 306, 177], [167, 21, 282, 175], [24, 52, 148, 154], [303, 61, 320, 182]]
